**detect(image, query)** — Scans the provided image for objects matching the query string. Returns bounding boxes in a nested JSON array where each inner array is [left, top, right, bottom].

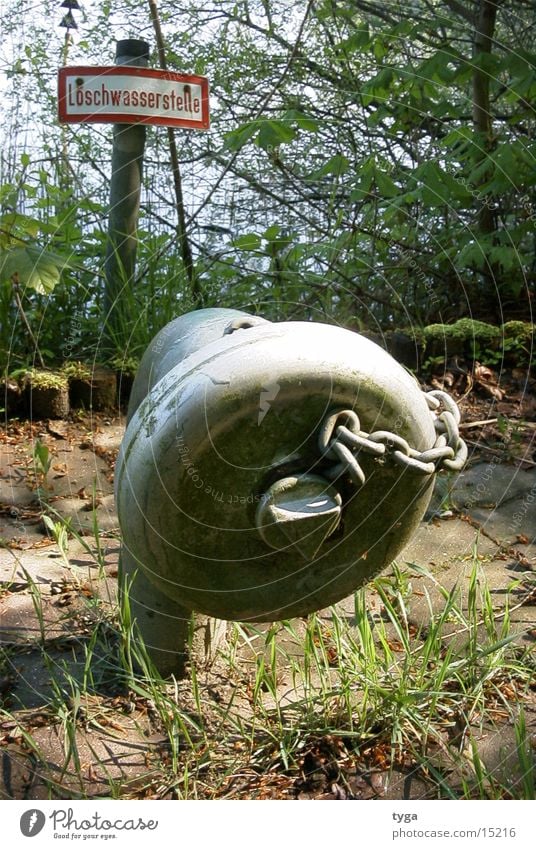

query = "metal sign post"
[[57, 44, 216, 676], [57, 42, 210, 351], [102, 41, 149, 349]]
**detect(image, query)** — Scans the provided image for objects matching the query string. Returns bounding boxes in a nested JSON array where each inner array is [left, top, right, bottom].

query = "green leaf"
[[0, 246, 72, 294], [457, 239, 485, 269], [373, 37, 389, 61], [488, 245, 518, 273], [336, 25, 370, 54], [375, 170, 398, 198], [20, 152, 31, 167], [361, 67, 395, 106], [266, 231, 293, 253], [256, 120, 296, 150], [417, 50, 458, 84], [467, 157, 495, 187], [441, 126, 473, 148], [440, 172, 474, 204], [282, 109, 318, 132], [223, 121, 259, 151], [412, 162, 448, 205], [232, 233, 262, 251], [0, 212, 41, 241], [309, 154, 350, 180], [225, 118, 297, 152], [263, 225, 281, 242], [471, 52, 502, 76]]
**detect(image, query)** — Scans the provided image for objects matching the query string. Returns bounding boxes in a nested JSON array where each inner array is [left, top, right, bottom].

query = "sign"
[[58, 66, 209, 129]]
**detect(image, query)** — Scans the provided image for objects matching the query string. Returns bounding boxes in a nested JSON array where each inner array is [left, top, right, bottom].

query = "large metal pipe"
[[116, 309, 466, 674]]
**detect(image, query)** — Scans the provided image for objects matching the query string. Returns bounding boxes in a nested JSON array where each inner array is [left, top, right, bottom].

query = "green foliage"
[[224, 117, 299, 151], [0, 245, 72, 294], [32, 438, 52, 478], [25, 368, 68, 391], [61, 361, 92, 381], [110, 354, 139, 381], [425, 319, 501, 344], [422, 319, 533, 365], [0, 0, 534, 371]]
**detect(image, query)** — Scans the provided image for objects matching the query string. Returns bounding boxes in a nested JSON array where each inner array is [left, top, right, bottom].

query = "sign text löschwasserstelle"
[[58, 66, 209, 129]]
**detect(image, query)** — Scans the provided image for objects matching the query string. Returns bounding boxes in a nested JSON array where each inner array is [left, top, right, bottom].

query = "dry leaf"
[[47, 421, 67, 439]]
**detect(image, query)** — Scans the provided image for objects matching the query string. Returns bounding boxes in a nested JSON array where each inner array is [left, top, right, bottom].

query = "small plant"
[[62, 361, 91, 381], [110, 354, 139, 377], [495, 414, 525, 461], [26, 368, 68, 391], [32, 438, 52, 479], [374, 561, 413, 610], [42, 514, 71, 568]]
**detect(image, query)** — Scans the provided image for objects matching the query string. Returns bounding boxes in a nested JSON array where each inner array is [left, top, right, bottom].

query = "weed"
[[32, 439, 52, 479], [42, 514, 71, 569], [26, 369, 68, 391], [62, 361, 91, 381], [1, 531, 533, 800]]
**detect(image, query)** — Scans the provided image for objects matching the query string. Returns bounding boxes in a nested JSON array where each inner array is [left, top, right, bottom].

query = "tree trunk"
[[472, 0, 498, 235]]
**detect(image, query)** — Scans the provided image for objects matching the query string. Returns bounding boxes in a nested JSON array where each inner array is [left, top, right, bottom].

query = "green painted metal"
[[116, 309, 436, 622]]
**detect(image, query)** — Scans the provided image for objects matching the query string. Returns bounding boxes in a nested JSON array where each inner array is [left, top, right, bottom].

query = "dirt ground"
[[0, 373, 535, 800]]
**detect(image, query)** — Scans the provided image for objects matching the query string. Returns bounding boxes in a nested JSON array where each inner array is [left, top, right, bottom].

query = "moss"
[[502, 321, 534, 341], [422, 319, 534, 367], [424, 319, 501, 343], [62, 361, 92, 381], [25, 369, 68, 391]]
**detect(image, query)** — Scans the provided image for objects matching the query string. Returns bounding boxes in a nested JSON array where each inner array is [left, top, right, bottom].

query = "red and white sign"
[[58, 66, 209, 129]]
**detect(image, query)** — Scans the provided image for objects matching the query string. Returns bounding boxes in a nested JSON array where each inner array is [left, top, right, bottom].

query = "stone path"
[[0, 419, 534, 799]]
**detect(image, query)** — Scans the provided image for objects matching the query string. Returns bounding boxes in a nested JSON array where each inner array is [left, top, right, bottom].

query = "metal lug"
[[256, 474, 342, 561]]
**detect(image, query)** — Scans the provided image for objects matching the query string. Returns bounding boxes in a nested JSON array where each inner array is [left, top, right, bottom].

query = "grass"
[[0, 517, 534, 801]]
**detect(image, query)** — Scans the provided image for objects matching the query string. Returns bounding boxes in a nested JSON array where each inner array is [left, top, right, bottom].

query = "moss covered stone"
[[26, 369, 68, 391], [422, 319, 533, 364], [62, 361, 92, 381], [25, 370, 69, 419]]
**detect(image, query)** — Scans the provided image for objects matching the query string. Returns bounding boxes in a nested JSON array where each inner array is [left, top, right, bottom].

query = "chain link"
[[319, 389, 467, 487]]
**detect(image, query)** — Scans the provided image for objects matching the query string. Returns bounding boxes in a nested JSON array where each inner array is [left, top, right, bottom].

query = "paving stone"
[[0, 549, 71, 591], [0, 746, 44, 800], [451, 462, 536, 511], [381, 768, 438, 800], [52, 493, 118, 534], [468, 499, 536, 545], [0, 717, 167, 799], [6, 646, 88, 710], [405, 565, 535, 648], [1, 420, 535, 800], [469, 704, 536, 791], [0, 523, 46, 548], [0, 592, 85, 646], [93, 425, 124, 453], [402, 515, 499, 566], [0, 480, 33, 509], [48, 452, 114, 499]]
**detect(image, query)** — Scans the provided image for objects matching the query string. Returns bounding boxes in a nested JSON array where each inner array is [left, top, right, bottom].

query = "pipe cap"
[[256, 475, 342, 561]]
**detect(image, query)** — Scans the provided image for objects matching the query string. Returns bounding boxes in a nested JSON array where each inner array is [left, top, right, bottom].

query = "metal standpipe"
[[115, 309, 467, 677], [103, 39, 150, 349]]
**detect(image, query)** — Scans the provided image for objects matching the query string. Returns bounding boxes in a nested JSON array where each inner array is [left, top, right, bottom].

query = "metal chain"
[[318, 389, 467, 488]]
